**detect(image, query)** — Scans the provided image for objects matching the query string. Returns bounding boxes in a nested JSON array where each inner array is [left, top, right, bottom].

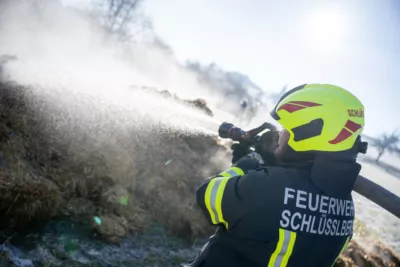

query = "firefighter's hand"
[[231, 143, 252, 164], [233, 151, 264, 173]]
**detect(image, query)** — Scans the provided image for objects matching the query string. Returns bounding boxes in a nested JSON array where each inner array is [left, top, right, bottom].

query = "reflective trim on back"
[[268, 228, 297, 267]]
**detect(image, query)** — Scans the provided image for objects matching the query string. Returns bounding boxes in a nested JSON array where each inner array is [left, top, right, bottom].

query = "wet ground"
[[3, 219, 203, 267]]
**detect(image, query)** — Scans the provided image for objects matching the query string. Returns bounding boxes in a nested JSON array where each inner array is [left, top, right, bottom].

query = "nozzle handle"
[[247, 122, 277, 137]]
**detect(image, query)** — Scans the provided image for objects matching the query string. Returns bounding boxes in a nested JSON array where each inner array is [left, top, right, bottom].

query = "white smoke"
[[0, 0, 224, 140]]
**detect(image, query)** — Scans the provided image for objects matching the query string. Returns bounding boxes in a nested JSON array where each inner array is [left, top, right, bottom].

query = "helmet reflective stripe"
[[278, 101, 322, 113], [270, 84, 365, 152], [270, 84, 307, 120], [329, 120, 362, 145]]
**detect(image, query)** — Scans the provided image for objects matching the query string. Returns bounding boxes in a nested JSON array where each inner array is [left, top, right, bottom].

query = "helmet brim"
[[270, 84, 308, 120]]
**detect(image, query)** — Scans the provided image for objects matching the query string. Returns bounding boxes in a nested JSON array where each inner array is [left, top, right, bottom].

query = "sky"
[[63, 0, 400, 136], [141, 0, 400, 136]]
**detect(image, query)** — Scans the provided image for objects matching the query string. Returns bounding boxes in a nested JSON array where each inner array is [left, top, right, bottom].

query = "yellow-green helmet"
[[270, 84, 365, 152]]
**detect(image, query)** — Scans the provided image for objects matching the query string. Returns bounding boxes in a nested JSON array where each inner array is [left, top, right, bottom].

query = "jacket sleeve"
[[196, 152, 263, 229]]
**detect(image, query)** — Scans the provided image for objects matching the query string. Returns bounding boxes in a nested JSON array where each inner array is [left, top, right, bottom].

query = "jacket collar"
[[277, 157, 361, 198]]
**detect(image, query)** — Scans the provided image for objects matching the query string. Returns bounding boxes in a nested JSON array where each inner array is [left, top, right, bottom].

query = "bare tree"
[[371, 132, 399, 163], [93, 0, 146, 42]]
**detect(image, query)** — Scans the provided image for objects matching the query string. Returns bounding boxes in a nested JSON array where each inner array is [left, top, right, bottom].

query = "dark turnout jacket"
[[191, 153, 361, 267]]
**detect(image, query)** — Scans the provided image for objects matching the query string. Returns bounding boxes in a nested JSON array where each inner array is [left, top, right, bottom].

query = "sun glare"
[[305, 8, 348, 51]]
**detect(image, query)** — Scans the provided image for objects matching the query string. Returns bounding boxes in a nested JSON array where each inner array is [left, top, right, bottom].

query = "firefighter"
[[241, 100, 248, 110], [189, 84, 365, 267]]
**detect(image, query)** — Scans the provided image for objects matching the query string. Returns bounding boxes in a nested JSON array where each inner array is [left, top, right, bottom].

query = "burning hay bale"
[[370, 242, 400, 266], [183, 98, 214, 117], [0, 175, 61, 229], [0, 81, 227, 242], [92, 215, 130, 243], [137, 86, 214, 117], [335, 240, 400, 267]]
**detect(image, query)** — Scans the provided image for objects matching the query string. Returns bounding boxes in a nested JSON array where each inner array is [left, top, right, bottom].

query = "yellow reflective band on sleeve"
[[268, 228, 297, 267], [203, 166, 244, 227], [219, 166, 245, 178], [331, 236, 350, 267], [220, 172, 231, 177], [204, 178, 218, 224], [203, 176, 231, 227]]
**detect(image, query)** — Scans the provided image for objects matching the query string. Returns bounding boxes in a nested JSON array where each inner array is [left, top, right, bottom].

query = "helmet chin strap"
[[274, 130, 313, 163], [275, 144, 315, 164]]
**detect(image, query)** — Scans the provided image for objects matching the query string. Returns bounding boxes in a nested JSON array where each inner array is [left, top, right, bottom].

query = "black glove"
[[254, 130, 279, 166], [236, 151, 264, 172], [231, 143, 252, 164]]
